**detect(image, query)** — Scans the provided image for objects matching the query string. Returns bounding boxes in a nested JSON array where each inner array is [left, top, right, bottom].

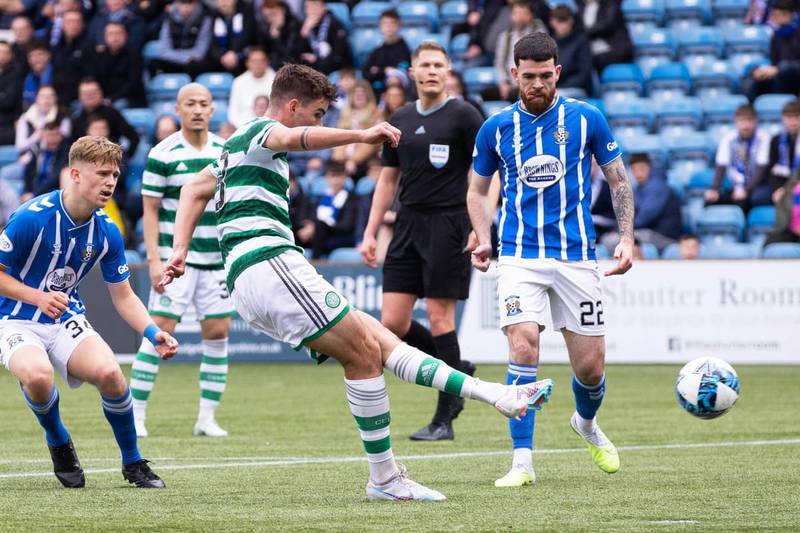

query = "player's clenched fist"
[[361, 122, 402, 147], [36, 291, 69, 320], [360, 233, 378, 268], [154, 331, 179, 359], [471, 243, 492, 272]]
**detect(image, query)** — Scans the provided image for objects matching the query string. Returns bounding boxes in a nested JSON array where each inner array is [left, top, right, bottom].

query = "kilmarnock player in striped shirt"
[[468, 32, 635, 487], [0, 136, 178, 488], [160, 63, 555, 502]]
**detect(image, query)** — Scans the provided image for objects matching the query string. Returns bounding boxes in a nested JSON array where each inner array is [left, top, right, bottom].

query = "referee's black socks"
[[401, 320, 438, 357]]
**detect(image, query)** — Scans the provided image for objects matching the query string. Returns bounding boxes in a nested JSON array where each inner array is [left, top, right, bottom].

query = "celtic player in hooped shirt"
[[162, 63, 555, 502], [0, 136, 178, 488]]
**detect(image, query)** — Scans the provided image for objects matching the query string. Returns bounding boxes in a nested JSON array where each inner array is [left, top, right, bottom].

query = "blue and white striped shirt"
[[472, 95, 622, 261], [0, 190, 130, 324]]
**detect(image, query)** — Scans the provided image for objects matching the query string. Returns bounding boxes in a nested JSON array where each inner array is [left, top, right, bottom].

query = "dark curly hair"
[[270, 64, 338, 105]]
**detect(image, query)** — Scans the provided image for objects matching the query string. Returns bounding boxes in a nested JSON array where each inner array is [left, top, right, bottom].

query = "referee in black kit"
[[360, 41, 485, 441]]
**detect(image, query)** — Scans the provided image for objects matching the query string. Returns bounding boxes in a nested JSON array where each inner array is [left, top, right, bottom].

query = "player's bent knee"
[[23, 366, 55, 393], [93, 364, 127, 394]]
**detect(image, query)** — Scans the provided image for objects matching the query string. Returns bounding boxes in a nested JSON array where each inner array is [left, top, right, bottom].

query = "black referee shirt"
[[382, 97, 484, 210]]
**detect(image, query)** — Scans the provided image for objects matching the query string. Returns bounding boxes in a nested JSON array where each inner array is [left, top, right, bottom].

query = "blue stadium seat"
[[149, 100, 179, 121], [676, 26, 723, 59], [0, 145, 18, 167], [696, 205, 745, 243], [631, 27, 676, 60], [762, 243, 800, 258], [328, 247, 363, 263], [440, 0, 467, 26], [747, 205, 776, 242], [618, 133, 668, 170], [606, 97, 655, 134], [600, 63, 645, 99], [398, 1, 439, 31], [655, 96, 702, 135], [125, 249, 144, 264], [481, 100, 511, 117], [309, 178, 329, 198], [463, 66, 497, 94], [663, 130, 712, 167], [686, 56, 736, 99], [639, 242, 660, 259], [195, 72, 234, 100], [350, 28, 384, 67], [401, 30, 448, 52], [129, 141, 151, 167], [122, 108, 157, 140], [352, 2, 390, 28], [661, 242, 681, 259], [712, 0, 749, 24], [147, 73, 191, 103], [303, 248, 314, 260], [700, 242, 757, 258], [664, 0, 711, 27], [142, 40, 160, 64], [647, 62, 692, 102], [686, 167, 732, 197], [754, 94, 796, 123], [209, 101, 229, 131], [326, 2, 351, 29], [450, 32, 470, 59], [594, 245, 611, 259], [355, 177, 376, 195], [622, 0, 665, 25], [702, 93, 747, 129], [723, 24, 771, 57]]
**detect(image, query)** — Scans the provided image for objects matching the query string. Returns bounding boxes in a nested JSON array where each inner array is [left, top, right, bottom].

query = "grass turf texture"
[[0, 363, 797, 532]]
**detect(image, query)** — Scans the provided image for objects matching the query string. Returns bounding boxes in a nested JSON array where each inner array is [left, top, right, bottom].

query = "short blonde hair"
[[68, 136, 122, 168]]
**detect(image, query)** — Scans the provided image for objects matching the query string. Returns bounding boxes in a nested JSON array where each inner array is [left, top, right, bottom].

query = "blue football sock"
[[23, 385, 70, 447], [507, 363, 537, 449], [101, 388, 142, 465], [572, 373, 606, 420]]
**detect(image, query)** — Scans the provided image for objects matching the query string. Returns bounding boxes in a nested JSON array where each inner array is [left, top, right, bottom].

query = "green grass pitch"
[[0, 363, 797, 532]]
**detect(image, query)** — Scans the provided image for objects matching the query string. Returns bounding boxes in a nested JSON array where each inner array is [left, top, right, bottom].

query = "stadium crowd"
[[0, 0, 798, 259]]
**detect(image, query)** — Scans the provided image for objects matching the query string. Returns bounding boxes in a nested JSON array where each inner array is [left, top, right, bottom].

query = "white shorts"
[[148, 266, 235, 322], [232, 250, 350, 350], [497, 258, 605, 336], [0, 315, 101, 388]]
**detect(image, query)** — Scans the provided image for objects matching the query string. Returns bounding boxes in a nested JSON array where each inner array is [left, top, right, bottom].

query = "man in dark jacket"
[[49, 10, 90, 106], [549, 3, 592, 95], [295, 0, 351, 75], [362, 9, 411, 97], [89, 22, 145, 107], [256, 0, 303, 71], [149, 0, 212, 77], [22, 121, 69, 201], [744, 0, 800, 100], [311, 160, 358, 258], [72, 78, 140, 157], [206, 0, 255, 75], [0, 40, 23, 145], [86, 0, 146, 52], [576, 0, 634, 75]]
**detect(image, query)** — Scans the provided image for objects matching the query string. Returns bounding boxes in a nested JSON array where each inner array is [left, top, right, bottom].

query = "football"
[[675, 357, 740, 419]]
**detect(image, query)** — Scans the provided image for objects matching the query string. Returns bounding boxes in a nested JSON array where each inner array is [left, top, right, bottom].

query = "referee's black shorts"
[[383, 206, 472, 300]]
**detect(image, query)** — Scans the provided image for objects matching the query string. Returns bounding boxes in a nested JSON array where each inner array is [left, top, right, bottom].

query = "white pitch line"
[[0, 438, 798, 480]]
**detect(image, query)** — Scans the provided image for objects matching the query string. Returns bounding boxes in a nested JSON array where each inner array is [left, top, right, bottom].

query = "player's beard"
[[521, 87, 555, 115]]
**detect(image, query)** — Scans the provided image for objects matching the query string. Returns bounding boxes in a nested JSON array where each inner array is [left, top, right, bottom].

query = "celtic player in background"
[[130, 84, 235, 438], [161, 64, 555, 501]]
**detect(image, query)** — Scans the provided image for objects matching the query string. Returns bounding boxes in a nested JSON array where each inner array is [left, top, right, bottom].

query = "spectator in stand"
[[88, 22, 145, 108], [331, 79, 382, 178], [600, 153, 681, 252], [15, 84, 70, 158], [21, 120, 68, 202], [678, 234, 701, 259], [0, 40, 22, 145], [549, 3, 592, 96], [289, 172, 315, 248], [227, 47, 275, 128], [295, 0, 350, 75], [362, 9, 411, 98], [217, 121, 236, 139], [706, 104, 772, 211], [577, 0, 634, 75], [86, 0, 145, 52], [380, 84, 408, 121], [72, 78, 140, 157], [49, 9, 88, 105], [0, 174, 20, 227], [744, 0, 800, 100], [133, 0, 172, 41], [764, 171, 800, 245], [22, 40, 55, 108], [589, 157, 616, 240], [149, 0, 212, 77], [10, 15, 34, 73], [154, 114, 179, 143], [444, 71, 484, 117], [354, 157, 386, 245], [256, 0, 302, 71], [85, 113, 111, 138], [37, 0, 81, 47], [767, 100, 800, 203], [207, 0, 255, 75], [486, 0, 547, 102], [460, 0, 531, 67], [745, 0, 771, 25], [311, 160, 358, 259], [253, 94, 269, 117]]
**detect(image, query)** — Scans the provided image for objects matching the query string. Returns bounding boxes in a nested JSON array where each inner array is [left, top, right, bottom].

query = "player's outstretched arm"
[[360, 166, 400, 268], [264, 122, 401, 152], [107, 280, 178, 359], [0, 267, 69, 320], [601, 157, 636, 276], [466, 170, 496, 272]]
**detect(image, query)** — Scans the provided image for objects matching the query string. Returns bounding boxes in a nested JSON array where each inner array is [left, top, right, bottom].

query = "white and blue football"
[[675, 357, 740, 419]]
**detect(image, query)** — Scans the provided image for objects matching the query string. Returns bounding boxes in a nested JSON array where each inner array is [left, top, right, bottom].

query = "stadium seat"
[[700, 242, 757, 258], [618, 133, 668, 170], [303, 248, 314, 260], [0, 145, 18, 167], [664, 130, 712, 168], [754, 94, 796, 123], [723, 24, 771, 57], [655, 96, 702, 136], [309, 178, 329, 198], [696, 205, 745, 243], [147, 73, 191, 103], [631, 27, 676, 61], [209, 102, 229, 131], [326, 2, 351, 29], [398, 1, 439, 31], [463, 66, 497, 94], [762, 242, 800, 258], [195, 72, 234, 100], [481, 100, 511, 117], [747, 206, 776, 242], [639, 242, 660, 259], [121, 108, 156, 140], [142, 40, 160, 64], [676, 26, 723, 59], [559, 87, 588, 99], [726, 53, 769, 79], [647, 62, 692, 102], [440, 0, 467, 26], [622, 0, 665, 26], [712, 0, 749, 24], [661, 242, 681, 259], [686, 56, 736, 99], [355, 177, 376, 196], [352, 2, 390, 28], [450, 32, 470, 59], [606, 97, 655, 134], [350, 28, 384, 67], [125, 249, 144, 264], [702, 93, 747, 130], [328, 247, 363, 263], [600, 63, 645, 99], [401, 30, 448, 53], [594, 245, 611, 259], [664, 0, 711, 27]]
